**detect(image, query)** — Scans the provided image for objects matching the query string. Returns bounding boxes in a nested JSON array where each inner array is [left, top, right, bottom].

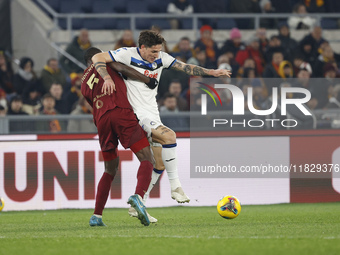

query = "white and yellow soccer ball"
[[217, 195, 241, 219], [0, 197, 4, 211]]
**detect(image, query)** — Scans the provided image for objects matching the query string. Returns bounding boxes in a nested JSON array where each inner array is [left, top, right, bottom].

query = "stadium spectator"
[[218, 51, 239, 78], [160, 93, 179, 113], [256, 28, 269, 56], [229, 0, 261, 29], [259, 0, 277, 28], [67, 97, 96, 133], [22, 85, 41, 115], [264, 35, 286, 63], [236, 58, 258, 79], [277, 23, 298, 61], [38, 93, 63, 133], [263, 51, 284, 78], [313, 44, 340, 78], [292, 68, 319, 109], [159, 80, 188, 111], [278, 60, 294, 81], [187, 48, 207, 68], [114, 30, 136, 50], [49, 83, 69, 114], [326, 85, 340, 109], [167, 0, 193, 29], [59, 29, 92, 74], [220, 28, 245, 57], [323, 63, 339, 79], [39, 58, 67, 93], [288, 3, 316, 30], [65, 72, 83, 113], [7, 95, 33, 133], [13, 57, 43, 97], [217, 54, 232, 72], [171, 37, 195, 63], [236, 35, 265, 76], [303, 0, 326, 13], [298, 26, 326, 66], [7, 95, 26, 115], [194, 25, 219, 69], [293, 55, 313, 76], [0, 50, 14, 94]]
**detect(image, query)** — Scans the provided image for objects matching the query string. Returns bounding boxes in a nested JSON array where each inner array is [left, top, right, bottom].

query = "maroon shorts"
[[96, 108, 149, 161]]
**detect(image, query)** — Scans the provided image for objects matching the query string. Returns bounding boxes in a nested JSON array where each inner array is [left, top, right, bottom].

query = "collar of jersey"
[[137, 47, 156, 63]]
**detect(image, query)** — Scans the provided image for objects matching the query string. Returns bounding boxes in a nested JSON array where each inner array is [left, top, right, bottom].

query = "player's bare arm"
[[171, 60, 231, 77], [92, 52, 116, 94], [108, 62, 158, 89]]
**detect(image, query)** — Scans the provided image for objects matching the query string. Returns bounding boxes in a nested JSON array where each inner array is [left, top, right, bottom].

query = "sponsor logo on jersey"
[[95, 100, 103, 109]]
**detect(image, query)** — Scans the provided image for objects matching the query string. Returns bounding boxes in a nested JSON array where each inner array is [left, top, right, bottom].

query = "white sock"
[[162, 143, 182, 191], [93, 214, 102, 218], [143, 168, 163, 202]]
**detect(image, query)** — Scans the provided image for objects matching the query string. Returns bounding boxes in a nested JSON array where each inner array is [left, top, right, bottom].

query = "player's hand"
[[209, 69, 232, 78], [102, 78, 116, 95], [145, 77, 158, 89]]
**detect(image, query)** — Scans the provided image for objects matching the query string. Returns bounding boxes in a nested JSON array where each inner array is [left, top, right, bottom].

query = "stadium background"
[[1, 0, 340, 211]]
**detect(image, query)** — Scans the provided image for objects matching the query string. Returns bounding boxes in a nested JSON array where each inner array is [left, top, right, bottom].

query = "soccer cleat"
[[128, 207, 158, 223], [171, 187, 190, 203], [127, 194, 150, 226], [89, 215, 106, 227]]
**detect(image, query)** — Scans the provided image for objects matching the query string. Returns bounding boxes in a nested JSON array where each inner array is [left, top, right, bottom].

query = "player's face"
[[140, 44, 162, 63]]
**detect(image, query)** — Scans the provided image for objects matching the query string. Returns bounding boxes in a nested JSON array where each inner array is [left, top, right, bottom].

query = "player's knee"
[[104, 158, 119, 177], [155, 162, 165, 171], [105, 166, 117, 177], [163, 130, 176, 144], [135, 147, 154, 164]]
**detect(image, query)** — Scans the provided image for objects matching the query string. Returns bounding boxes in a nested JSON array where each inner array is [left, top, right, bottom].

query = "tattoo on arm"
[[94, 62, 110, 79], [193, 66, 207, 76], [171, 60, 209, 76]]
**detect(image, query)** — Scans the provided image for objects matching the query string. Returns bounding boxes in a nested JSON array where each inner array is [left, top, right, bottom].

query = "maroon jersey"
[[81, 64, 132, 125]]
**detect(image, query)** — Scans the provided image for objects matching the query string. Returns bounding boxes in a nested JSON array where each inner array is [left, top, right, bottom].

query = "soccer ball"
[[0, 197, 4, 211], [217, 195, 241, 219]]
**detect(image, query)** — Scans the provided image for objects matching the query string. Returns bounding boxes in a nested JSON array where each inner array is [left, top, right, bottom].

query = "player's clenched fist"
[[102, 78, 116, 94]]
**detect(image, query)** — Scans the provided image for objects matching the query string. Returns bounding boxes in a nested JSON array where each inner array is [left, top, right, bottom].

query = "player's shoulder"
[[111, 47, 136, 54], [159, 50, 174, 59]]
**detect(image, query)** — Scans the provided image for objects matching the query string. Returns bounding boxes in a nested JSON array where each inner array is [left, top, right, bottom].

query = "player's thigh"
[[151, 125, 176, 145], [113, 108, 149, 149], [96, 111, 119, 152], [151, 145, 165, 170]]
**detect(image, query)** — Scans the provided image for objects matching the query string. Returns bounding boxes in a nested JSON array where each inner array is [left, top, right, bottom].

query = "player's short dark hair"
[[138, 30, 165, 48], [84, 47, 102, 65]]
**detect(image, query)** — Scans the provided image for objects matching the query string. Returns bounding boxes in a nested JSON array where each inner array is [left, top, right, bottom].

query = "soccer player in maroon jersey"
[[82, 47, 158, 226]]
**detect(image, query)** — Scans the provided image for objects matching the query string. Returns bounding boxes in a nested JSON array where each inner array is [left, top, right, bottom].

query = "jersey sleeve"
[[161, 51, 177, 69], [108, 47, 130, 65]]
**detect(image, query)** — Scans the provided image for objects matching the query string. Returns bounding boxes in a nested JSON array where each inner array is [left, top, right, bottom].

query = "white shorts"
[[138, 114, 163, 145]]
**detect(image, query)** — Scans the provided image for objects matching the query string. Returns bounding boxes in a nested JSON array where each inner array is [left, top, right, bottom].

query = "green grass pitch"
[[0, 203, 340, 255]]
